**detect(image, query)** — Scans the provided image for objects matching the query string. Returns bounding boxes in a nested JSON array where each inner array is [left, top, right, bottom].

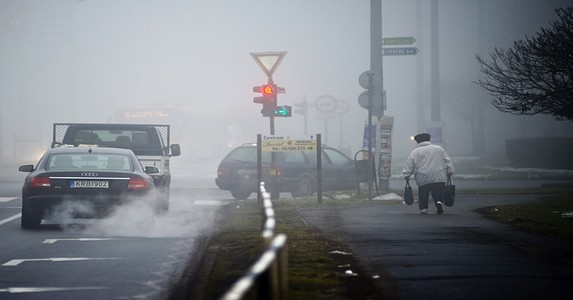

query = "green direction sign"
[[383, 36, 416, 46]]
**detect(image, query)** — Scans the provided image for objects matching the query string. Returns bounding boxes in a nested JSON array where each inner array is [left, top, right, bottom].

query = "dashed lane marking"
[[0, 197, 17, 203], [2, 257, 123, 267], [43, 238, 118, 244], [0, 214, 20, 226], [0, 287, 108, 294]]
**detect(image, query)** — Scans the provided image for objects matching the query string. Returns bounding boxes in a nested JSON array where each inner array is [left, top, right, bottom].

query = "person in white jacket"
[[402, 133, 454, 214]]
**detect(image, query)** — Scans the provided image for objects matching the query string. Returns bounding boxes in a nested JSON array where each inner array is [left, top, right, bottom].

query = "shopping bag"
[[404, 179, 414, 205], [444, 177, 455, 207]]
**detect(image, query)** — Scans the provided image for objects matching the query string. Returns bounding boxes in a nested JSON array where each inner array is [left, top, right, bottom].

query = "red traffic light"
[[253, 84, 276, 104], [253, 84, 283, 96], [261, 85, 274, 95]]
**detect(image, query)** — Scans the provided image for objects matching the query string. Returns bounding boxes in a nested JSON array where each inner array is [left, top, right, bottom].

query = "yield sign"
[[250, 51, 287, 78]]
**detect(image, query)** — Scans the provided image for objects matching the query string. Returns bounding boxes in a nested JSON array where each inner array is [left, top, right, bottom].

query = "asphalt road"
[[297, 194, 573, 299], [0, 177, 229, 300]]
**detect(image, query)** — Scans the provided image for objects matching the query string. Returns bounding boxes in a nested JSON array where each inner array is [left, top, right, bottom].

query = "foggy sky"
[[1, 0, 573, 165]]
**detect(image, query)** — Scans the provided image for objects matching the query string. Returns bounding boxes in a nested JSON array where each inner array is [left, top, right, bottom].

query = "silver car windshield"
[[46, 153, 133, 171]]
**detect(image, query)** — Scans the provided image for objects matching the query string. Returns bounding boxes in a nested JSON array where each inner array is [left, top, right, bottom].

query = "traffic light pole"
[[269, 104, 280, 199], [367, 73, 374, 201]]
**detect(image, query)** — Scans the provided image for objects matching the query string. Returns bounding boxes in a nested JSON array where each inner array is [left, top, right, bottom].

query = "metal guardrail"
[[261, 183, 275, 243], [220, 182, 288, 300]]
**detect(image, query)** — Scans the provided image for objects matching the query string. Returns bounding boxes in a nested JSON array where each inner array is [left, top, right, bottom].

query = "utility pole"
[[371, 0, 384, 121], [430, 0, 440, 122], [416, 0, 426, 133], [371, 0, 389, 190]]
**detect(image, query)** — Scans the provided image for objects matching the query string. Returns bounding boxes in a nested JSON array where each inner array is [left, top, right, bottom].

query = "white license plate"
[[70, 180, 109, 188]]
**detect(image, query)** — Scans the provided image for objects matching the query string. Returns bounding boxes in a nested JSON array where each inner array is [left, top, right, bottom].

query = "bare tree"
[[476, 7, 573, 121]]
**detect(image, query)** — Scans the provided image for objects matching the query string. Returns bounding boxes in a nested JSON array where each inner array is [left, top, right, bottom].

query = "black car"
[[215, 143, 356, 199], [18, 146, 159, 228]]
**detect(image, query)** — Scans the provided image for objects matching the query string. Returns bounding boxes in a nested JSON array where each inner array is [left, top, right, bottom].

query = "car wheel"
[[291, 176, 314, 198], [21, 211, 41, 229], [155, 188, 170, 214], [155, 199, 169, 214], [231, 189, 251, 200]]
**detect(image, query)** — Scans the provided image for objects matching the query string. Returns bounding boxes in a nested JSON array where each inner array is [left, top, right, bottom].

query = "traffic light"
[[273, 105, 291, 117], [253, 83, 288, 117], [294, 100, 308, 116], [253, 83, 278, 117], [253, 84, 277, 106]]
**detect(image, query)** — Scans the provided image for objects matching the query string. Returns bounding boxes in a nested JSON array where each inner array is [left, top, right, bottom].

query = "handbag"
[[403, 179, 414, 205], [443, 177, 455, 207]]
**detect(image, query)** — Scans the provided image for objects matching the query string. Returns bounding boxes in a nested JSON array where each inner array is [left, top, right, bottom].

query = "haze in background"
[[2, 0, 573, 170]]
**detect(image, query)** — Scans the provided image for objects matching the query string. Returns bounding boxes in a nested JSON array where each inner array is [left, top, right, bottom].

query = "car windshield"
[[46, 153, 133, 171], [72, 129, 153, 148], [323, 148, 352, 164], [223, 147, 271, 163]]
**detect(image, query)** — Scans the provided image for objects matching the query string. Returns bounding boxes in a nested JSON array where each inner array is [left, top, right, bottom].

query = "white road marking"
[[2, 257, 122, 267], [0, 287, 108, 293], [194, 200, 223, 206], [0, 214, 20, 226], [0, 197, 17, 203], [43, 238, 118, 244]]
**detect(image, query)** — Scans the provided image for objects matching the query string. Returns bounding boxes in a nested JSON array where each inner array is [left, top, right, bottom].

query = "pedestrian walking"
[[402, 133, 454, 214]]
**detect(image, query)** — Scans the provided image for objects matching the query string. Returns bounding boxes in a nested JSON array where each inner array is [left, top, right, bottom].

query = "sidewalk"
[[296, 194, 573, 299]]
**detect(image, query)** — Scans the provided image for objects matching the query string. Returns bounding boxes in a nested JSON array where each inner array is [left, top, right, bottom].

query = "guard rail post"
[[219, 182, 288, 300], [220, 234, 288, 300]]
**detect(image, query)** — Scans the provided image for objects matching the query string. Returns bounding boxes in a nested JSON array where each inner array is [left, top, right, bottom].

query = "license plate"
[[70, 180, 109, 188], [237, 169, 257, 175]]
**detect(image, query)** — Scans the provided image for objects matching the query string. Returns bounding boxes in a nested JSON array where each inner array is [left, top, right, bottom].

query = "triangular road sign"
[[250, 51, 287, 78]]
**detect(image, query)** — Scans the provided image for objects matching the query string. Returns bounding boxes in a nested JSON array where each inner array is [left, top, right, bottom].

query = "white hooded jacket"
[[401, 141, 454, 186]]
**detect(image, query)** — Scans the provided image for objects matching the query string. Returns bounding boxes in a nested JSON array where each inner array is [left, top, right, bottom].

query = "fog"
[[2, 0, 573, 168], [43, 192, 214, 238]]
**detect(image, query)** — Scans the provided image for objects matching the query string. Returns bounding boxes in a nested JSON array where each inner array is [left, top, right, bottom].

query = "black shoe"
[[436, 201, 444, 215]]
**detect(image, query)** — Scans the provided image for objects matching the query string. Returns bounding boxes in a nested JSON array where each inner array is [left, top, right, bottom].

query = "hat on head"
[[414, 133, 431, 143]]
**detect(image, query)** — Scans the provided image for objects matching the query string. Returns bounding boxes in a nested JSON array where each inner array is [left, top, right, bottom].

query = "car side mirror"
[[145, 166, 160, 174], [19, 165, 35, 172], [170, 144, 181, 157]]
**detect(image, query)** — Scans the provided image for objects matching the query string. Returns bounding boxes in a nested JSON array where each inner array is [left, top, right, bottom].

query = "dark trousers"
[[418, 182, 446, 210]]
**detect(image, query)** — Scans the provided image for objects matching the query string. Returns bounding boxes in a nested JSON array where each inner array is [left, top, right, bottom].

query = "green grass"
[[477, 194, 573, 242]]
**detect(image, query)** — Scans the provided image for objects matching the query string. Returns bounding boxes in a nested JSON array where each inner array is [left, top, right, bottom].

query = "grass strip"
[[477, 194, 573, 242], [201, 197, 391, 300]]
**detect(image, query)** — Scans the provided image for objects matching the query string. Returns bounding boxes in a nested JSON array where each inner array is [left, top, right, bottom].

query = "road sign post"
[[357, 71, 376, 200], [251, 51, 287, 199], [250, 51, 288, 134], [259, 135, 322, 203], [369, 36, 417, 192]]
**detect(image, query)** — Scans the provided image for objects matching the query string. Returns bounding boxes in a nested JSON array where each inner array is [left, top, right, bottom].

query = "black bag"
[[404, 179, 414, 205], [444, 177, 455, 207]]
